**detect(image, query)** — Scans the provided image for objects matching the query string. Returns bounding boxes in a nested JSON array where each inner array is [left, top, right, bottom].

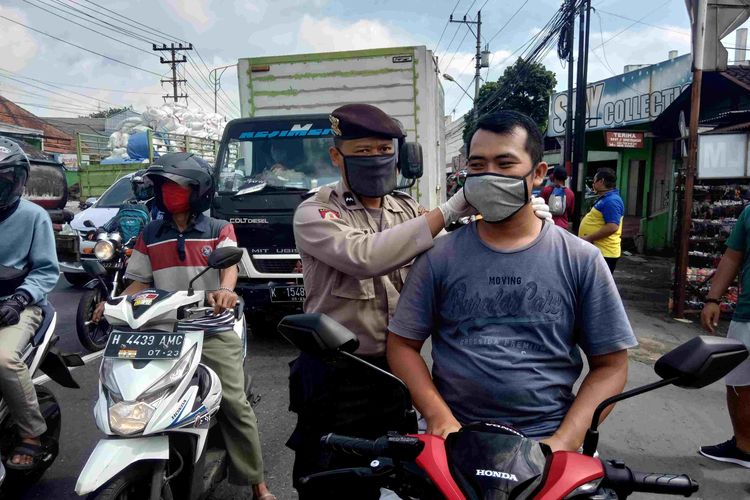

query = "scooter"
[[0, 302, 83, 494], [75, 247, 257, 500], [76, 221, 132, 352], [277, 313, 749, 500]]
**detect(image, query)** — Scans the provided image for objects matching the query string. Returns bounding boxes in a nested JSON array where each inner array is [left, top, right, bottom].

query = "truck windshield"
[[217, 136, 339, 193]]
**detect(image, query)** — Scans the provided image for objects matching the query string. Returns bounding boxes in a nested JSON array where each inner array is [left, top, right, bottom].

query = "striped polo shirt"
[[124, 214, 238, 291]]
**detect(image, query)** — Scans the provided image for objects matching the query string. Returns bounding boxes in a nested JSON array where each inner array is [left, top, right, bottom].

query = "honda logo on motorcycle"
[[475, 469, 518, 481]]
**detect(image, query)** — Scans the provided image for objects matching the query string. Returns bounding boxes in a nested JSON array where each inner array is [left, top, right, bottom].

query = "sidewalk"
[[614, 254, 709, 363]]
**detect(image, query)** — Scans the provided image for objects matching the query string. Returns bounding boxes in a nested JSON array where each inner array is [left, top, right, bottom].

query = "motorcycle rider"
[[92, 152, 275, 500], [94, 170, 161, 241], [387, 110, 637, 451], [289, 103, 551, 497], [0, 138, 59, 469]]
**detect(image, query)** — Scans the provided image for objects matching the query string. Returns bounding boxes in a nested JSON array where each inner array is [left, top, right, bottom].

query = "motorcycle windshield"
[[444, 423, 547, 500]]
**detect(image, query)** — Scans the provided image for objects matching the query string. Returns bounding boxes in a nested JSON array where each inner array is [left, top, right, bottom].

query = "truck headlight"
[[94, 240, 115, 261]]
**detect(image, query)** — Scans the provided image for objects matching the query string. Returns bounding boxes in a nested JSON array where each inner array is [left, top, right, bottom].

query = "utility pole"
[[209, 64, 236, 114], [563, 0, 575, 172], [571, 0, 592, 229], [450, 10, 488, 111], [153, 43, 193, 104]]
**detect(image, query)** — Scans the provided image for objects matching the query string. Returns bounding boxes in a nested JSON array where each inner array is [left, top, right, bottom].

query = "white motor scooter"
[[75, 247, 257, 500], [0, 301, 83, 494]]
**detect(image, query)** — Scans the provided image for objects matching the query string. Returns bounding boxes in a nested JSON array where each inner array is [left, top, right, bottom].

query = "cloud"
[[297, 14, 413, 52], [162, 0, 216, 33], [0, 6, 40, 72]]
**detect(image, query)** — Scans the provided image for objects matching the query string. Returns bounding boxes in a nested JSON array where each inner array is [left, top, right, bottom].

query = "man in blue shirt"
[[0, 138, 59, 469], [387, 112, 636, 450], [578, 168, 625, 273]]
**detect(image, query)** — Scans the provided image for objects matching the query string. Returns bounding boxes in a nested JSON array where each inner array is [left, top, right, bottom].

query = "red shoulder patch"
[[318, 208, 341, 220]]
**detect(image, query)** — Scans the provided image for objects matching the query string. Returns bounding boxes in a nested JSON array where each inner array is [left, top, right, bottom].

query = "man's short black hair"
[[553, 166, 568, 181], [470, 110, 544, 165], [595, 167, 617, 189]]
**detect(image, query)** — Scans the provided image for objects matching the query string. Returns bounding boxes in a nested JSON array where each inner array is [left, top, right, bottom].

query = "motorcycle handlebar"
[[604, 461, 699, 497], [321, 434, 424, 461]]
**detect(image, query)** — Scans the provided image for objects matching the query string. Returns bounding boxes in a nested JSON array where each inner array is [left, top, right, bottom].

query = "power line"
[[434, 0, 463, 55], [0, 70, 116, 109], [486, 0, 530, 44], [81, 0, 187, 44], [590, 0, 672, 50], [21, 0, 158, 58], [184, 55, 235, 116], [0, 15, 162, 77], [190, 50, 240, 115], [597, 8, 690, 36], [0, 86, 100, 113]]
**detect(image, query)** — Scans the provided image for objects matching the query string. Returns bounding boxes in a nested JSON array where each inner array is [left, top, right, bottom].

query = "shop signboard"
[[697, 133, 748, 178], [605, 131, 645, 148], [548, 54, 692, 136]]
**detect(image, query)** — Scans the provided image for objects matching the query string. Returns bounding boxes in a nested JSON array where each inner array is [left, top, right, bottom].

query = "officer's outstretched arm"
[[293, 202, 434, 279]]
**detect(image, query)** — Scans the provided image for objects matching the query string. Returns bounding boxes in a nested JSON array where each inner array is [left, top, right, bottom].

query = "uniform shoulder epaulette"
[[313, 185, 335, 203], [391, 189, 417, 201]]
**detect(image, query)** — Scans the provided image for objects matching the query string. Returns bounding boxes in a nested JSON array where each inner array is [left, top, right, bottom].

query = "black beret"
[[329, 103, 405, 140]]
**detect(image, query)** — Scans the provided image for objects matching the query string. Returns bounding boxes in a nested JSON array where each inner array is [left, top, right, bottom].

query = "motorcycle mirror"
[[207, 247, 244, 270], [277, 313, 360, 355], [582, 336, 749, 456], [655, 336, 748, 389], [84, 197, 97, 208], [81, 259, 107, 278], [83, 219, 96, 228], [398, 142, 423, 180]]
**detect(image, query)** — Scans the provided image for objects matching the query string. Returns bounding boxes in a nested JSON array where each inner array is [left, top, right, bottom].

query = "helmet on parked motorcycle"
[[0, 137, 30, 212], [145, 153, 214, 214], [131, 169, 153, 201]]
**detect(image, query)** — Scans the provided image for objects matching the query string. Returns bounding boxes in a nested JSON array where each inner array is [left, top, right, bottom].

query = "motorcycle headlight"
[[142, 344, 198, 397], [100, 357, 121, 399], [106, 344, 197, 436], [94, 240, 116, 261]]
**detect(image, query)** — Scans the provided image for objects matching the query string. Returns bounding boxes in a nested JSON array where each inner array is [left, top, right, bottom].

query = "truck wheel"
[[87, 464, 173, 500], [76, 288, 111, 352], [64, 272, 90, 288]]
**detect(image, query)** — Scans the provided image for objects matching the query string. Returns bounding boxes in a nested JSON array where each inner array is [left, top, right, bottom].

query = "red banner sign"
[[605, 131, 645, 148]]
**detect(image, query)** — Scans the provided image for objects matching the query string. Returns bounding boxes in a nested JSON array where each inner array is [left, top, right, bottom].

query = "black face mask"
[[338, 150, 398, 198]]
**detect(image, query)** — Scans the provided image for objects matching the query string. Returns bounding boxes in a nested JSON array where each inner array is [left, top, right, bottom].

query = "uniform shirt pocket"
[[332, 273, 375, 300]]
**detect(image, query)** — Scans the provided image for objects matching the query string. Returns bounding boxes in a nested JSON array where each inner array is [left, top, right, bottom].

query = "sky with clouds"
[[1, 0, 748, 121]]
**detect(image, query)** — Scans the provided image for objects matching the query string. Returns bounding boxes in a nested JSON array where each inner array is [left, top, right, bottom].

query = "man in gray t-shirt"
[[387, 110, 637, 452]]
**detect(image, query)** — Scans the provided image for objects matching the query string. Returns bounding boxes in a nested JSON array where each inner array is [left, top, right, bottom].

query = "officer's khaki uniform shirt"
[[293, 181, 434, 356]]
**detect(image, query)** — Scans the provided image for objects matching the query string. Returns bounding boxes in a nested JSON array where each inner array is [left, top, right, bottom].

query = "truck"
[[213, 46, 445, 333]]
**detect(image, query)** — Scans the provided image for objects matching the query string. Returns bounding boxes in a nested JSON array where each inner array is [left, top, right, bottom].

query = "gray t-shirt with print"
[[388, 221, 637, 438]]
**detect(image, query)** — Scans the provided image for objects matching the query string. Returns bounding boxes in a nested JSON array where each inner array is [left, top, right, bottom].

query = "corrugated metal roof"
[[0, 95, 75, 153], [43, 117, 106, 137]]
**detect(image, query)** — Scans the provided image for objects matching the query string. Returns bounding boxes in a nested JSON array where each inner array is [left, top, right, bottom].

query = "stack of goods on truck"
[[102, 102, 226, 163], [684, 182, 749, 313]]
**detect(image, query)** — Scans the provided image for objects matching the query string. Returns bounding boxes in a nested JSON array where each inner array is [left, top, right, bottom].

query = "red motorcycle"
[[278, 313, 748, 500]]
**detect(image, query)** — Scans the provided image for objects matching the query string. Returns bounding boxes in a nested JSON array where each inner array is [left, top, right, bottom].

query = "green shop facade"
[[546, 54, 693, 252]]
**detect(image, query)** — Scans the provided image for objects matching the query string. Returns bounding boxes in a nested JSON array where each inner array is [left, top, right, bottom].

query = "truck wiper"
[[232, 182, 267, 198]]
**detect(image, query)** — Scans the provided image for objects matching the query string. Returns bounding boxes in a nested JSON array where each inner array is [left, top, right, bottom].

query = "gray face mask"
[[339, 150, 398, 198], [463, 169, 534, 223]]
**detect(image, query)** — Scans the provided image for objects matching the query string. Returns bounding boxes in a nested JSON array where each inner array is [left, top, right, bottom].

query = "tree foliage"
[[462, 58, 557, 145], [86, 105, 133, 119]]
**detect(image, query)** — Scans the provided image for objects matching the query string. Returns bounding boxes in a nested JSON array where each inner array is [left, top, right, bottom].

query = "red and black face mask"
[[161, 181, 192, 214]]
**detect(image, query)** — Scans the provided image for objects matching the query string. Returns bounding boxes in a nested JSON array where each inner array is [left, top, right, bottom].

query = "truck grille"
[[251, 258, 299, 274]]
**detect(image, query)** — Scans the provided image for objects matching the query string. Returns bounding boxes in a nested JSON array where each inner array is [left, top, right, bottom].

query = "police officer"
[[288, 103, 550, 497]]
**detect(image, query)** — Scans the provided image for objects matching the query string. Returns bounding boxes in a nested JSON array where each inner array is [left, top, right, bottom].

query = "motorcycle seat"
[[32, 303, 55, 347]]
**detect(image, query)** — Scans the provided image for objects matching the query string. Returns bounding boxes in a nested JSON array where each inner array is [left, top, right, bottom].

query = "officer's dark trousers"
[[287, 351, 413, 499]]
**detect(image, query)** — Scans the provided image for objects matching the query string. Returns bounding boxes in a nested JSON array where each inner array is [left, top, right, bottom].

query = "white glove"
[[531, 196, 553, 222], [438, 188, 478, 228]]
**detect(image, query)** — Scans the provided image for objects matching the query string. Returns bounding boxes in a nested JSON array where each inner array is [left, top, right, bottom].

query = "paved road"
[[14, 278, 750, 499]]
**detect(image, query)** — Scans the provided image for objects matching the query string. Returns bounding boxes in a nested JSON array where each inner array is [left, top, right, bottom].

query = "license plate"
[[104, 332, 185, 360], [270, 285, 306, 303]]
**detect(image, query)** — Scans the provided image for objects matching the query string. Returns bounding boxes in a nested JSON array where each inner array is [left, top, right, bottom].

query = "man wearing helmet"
[[0, 138, 60, 469], [92, 152, 275, 499]]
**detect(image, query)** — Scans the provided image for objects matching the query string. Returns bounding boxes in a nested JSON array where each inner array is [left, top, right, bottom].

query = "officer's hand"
[[207, 289, 238, 314], [426, 414, 462, 439], [0, 295, 27, 327], [701, 302, 721, 334], [531, 196, 553, 221], [91, 301, 106, 324], [438, 188, 478, 228]]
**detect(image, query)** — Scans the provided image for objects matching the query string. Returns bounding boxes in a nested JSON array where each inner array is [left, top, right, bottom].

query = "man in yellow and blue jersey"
[[578, 168, 624, 273]]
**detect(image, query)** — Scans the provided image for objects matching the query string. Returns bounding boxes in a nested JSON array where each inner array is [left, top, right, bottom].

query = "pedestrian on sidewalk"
[[578, 168, 624, 273], [541, 166, 575, 230], [699, 204, 750, 469]]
